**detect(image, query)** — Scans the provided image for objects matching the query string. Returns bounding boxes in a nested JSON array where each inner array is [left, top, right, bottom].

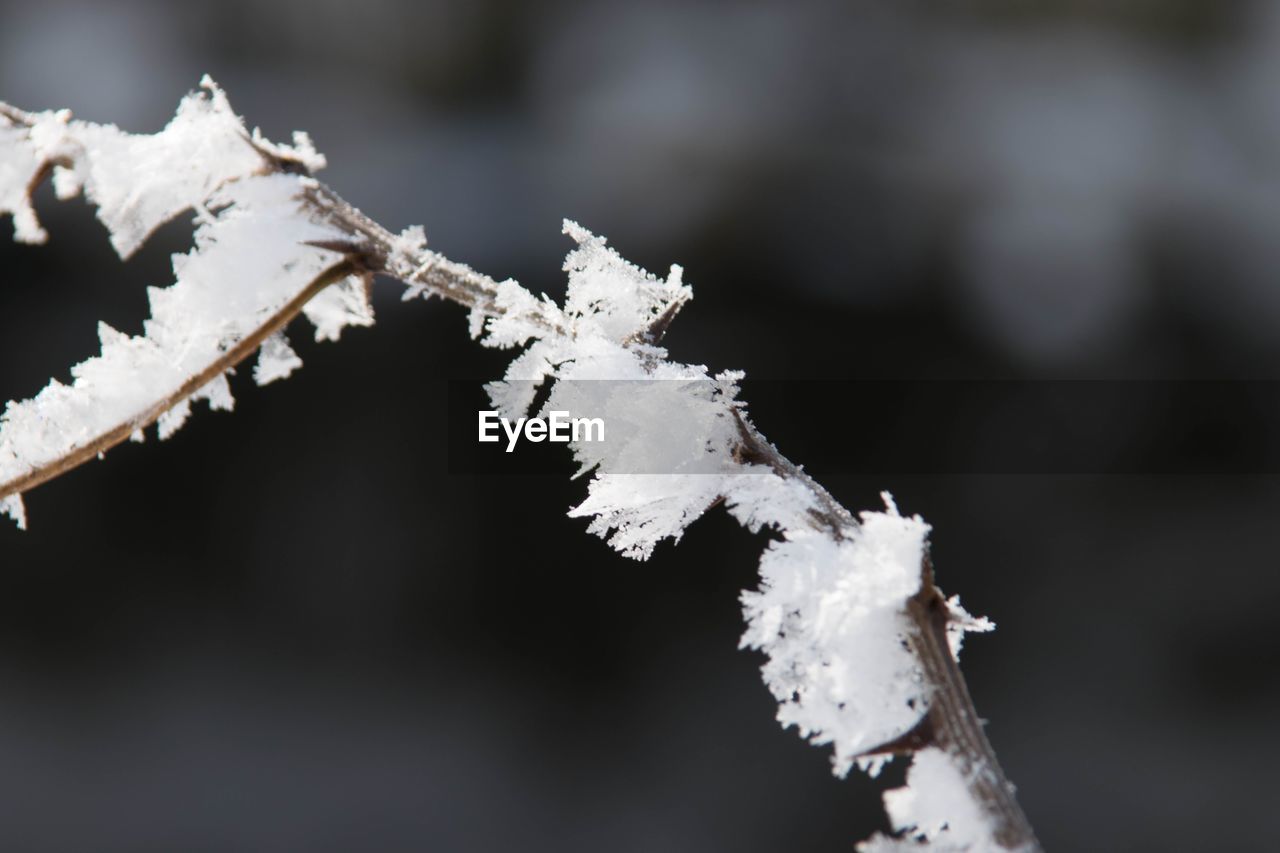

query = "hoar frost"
[[0, 79, 372, 511], [478, 223, 1001, 847], [0, 79, 1016, 850]]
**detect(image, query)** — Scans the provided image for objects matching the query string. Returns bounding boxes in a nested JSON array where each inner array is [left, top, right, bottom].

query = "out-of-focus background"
[[2, 1, 1280, 850]]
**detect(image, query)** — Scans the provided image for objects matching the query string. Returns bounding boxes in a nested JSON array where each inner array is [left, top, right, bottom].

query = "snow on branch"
[[0, 78, 374, 524], [0, 80, 1038, 851]]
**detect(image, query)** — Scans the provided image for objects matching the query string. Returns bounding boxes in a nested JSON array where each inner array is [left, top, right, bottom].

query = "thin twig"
[[0, 258, 359, 501], [907, 553, 1041, 849]]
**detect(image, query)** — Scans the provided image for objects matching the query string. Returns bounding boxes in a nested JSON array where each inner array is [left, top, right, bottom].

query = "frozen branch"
[[0, 80, 1038, 851]]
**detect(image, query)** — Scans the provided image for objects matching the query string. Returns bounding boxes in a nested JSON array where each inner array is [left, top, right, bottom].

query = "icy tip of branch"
[[1, 494, 26, 531], [199, 74, 327, 174], [392, 224, 428, 259], [555, 219, 693, 343]]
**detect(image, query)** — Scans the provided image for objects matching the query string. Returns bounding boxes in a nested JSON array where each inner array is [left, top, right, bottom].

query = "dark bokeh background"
[[2, 1, 1280, 850]]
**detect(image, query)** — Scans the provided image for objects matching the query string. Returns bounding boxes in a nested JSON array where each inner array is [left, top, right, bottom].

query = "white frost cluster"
[[858, 747, 1008, 852], [0, 79, 370, 523], [0, 493, 25, 531], [480, 222, 742, 558], [0, 75, 321, 256], [740, 500, 932, 776]]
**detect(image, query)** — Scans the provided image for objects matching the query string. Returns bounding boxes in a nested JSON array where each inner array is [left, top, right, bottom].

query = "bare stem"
[[908, 555, 1041, 850]]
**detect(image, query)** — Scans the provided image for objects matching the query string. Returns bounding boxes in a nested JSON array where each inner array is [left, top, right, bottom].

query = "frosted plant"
[[0, 80, 1039, 851]]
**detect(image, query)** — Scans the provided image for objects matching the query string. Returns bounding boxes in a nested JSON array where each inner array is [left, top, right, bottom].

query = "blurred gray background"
[[2, 1, 1280, 850]]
